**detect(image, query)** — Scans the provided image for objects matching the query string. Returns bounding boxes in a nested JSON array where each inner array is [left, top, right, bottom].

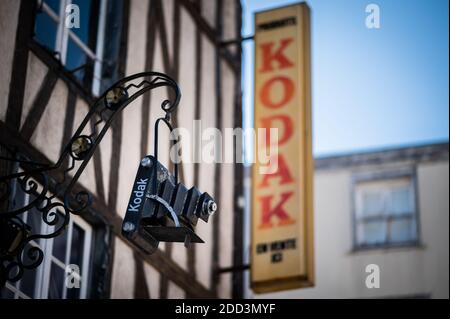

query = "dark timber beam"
[[211, 0, 224, 297], [179, 0, 240, 74], [19, 70, 58, 140], [232, 0, 245, 299], [5, 0, 37, 131]]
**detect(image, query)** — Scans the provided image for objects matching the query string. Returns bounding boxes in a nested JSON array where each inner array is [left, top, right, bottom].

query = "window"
[[0, 184, 93, 299], [353, 173, 419, 249], [34, 0, 125, 95]]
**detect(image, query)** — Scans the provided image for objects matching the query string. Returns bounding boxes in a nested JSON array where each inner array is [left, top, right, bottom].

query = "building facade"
[[247, 142, 449, 299], [0, 0, 244, 299]]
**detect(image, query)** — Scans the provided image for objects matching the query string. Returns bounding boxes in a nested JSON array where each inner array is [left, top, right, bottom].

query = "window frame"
[[36, 0, 108, 96], [39, 210, 93, 299], [351, 167, 422, 251]]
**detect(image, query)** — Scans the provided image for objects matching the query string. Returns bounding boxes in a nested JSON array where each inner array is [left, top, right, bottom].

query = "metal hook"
[[153, 117, 179, 185]]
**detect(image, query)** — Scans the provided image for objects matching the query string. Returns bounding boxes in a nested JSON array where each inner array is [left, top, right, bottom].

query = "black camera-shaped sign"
[[122, 156, 217, 254]]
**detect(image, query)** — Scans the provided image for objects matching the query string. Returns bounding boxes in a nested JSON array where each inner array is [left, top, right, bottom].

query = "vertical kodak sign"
[[251, 3, 314, 293]]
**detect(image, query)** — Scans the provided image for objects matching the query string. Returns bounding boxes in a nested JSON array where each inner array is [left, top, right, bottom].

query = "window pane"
[[66, 38, 87, 72], [70, 224, 85, 267], [48, 262, 65, 299], [390, 218, 417, 243], [65, 38, 95, 86], [390, 187, 413, 216], [357, 221, 387, 246], [18, 264, 37, 298], [11, 181, 26, 210], [26, 205, 42, 236], [362, 191, 384, 217], [0, 286, 15, 299], [34, 12, 57, 51], [71, 0, 100, 50], [52, 222, 68, 263], [43, 0, 60, 13]]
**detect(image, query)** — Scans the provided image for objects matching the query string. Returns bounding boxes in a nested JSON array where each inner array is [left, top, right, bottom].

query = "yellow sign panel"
[[251, 2, 314, 293]]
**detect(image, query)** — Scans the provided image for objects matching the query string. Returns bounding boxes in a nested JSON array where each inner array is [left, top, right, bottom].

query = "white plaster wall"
[[144, 262, 161, 299], [168, 281, 186, 299], [116, 0, 149, 221], [111, 238, 135, 299], [177, 7, 197, 191], [417, 162, 449, 298], [29, 78, 67, 164]]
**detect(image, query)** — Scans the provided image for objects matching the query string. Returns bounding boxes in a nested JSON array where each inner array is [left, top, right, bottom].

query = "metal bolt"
[[105, 87, 127, 109], [71, 136, 92, 159], [123, 222, 135, 232], [207, 201, 217, 215], [140, 157, 151, 168]]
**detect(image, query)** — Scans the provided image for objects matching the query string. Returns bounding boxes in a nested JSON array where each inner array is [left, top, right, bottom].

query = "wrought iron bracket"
[[219, 35, 254, 47], [0, 71, 189, 286]]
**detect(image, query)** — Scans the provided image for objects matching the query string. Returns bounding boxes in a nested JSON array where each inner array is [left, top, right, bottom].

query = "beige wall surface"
[[0, 0, 20, 123], [249, 160, 449, 299]]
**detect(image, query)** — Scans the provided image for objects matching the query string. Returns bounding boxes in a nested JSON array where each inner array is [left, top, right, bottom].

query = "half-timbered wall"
[[0, 0, 243, 299]]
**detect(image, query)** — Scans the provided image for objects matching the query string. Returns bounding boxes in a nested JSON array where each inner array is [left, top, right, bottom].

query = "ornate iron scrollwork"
[[0, 72, 181, 285]]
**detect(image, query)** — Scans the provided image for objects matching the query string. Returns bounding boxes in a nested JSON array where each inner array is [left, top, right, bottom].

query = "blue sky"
[[242, 0, 449, 158]]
